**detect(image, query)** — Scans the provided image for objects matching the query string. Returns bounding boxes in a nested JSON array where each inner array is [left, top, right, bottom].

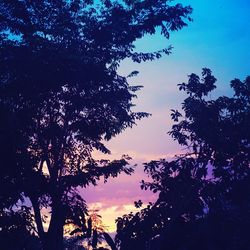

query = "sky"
[[81, 0, 250, 232]]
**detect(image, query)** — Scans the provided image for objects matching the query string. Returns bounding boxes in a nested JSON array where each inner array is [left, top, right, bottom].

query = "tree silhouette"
[[0, 0, 192, 249], [116, 69, 250, 250], [65, 209, 117, 250]]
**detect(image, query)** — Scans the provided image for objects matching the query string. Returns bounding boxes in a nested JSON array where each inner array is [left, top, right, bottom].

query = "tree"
[[0, 0, 192, 249], [65, 209, 117, 250], [116, 69, 250, 250]]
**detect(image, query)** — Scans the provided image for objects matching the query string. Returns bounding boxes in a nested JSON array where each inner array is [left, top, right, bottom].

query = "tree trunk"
[[43, 197, 65, 250]]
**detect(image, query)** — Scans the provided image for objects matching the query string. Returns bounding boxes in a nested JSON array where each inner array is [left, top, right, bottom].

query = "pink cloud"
[[79, 164, 158, 232]]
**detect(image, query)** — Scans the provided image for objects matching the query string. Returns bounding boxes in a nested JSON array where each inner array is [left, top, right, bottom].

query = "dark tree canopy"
[[116, 69, 250, 250], [0, 1, 192, 249]]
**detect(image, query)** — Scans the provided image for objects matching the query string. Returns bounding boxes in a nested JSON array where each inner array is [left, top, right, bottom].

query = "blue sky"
[[82, 0, 250, 232], [108, 0, 250, 161]]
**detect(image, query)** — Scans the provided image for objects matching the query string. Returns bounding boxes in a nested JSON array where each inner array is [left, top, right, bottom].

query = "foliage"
[[116, 69, 250, 250], [0, 0, 192, 249], [0, 207, 41, 250], [65, 210, 116, 250]]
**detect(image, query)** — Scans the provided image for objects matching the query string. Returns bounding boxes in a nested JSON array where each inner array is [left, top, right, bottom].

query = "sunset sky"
[[81, 0, 250, 232]]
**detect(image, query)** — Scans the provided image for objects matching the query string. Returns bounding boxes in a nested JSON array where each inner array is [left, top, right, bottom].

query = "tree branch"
[[30, 195, 45, 241]]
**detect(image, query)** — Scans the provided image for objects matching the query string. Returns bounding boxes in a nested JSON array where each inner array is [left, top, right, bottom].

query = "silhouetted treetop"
[[0, 0, 192, 62], [170, 69, 250, 180]]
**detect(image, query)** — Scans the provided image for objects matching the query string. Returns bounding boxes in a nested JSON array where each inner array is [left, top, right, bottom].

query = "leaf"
[[103, 232, 117, 250], [91, 229, 98, 248], [86, 218, 92, 238], [70, 228, 82, 236], [127, 71, 139, 78]]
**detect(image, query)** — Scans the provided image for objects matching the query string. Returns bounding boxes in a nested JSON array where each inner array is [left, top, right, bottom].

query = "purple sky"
[[81, 0, 250, 232]]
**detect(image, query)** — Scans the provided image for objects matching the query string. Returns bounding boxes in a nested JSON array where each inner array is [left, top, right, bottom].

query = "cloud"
[[82, 148, 182, 233], [79, 165, 158, 233], [87, 202, 143, 233]]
